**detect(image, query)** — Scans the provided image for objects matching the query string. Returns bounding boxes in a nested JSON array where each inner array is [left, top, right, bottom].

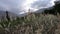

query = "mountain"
[[0, 5, 56, 19], [17, 7, 54, 17], [33, 7, 53, 14], [34, 8, 46, 13]]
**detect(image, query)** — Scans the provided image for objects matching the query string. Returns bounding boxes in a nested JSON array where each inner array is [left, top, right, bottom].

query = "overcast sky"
[[0, 0, 56, 14]]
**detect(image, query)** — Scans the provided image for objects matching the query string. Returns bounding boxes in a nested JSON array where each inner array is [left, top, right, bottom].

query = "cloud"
[[0, 0, 56, 14], [21, 0, 56, 14], [31, 0, 56, 9], [0, 0, 24, 14]]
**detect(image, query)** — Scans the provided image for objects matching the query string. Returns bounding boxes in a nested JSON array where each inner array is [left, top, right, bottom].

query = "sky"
[[0, 0, 56, 14]]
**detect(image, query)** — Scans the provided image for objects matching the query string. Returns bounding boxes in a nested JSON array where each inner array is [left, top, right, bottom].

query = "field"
[[0, 13, 60, 34]]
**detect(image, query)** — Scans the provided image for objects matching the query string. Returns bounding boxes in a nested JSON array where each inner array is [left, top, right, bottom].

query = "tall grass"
[[0, 13, 60, 34]]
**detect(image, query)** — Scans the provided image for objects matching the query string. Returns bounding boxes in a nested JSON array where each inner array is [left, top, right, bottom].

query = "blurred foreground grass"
[[0, 13, 60, 34]]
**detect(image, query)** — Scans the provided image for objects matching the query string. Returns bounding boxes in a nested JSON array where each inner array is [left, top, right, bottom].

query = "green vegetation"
[[43, 1, 60, 15], [0, 13, 60, 34]]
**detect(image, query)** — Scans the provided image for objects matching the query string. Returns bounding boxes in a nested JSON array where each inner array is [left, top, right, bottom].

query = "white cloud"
[[31, 0, 56, 9], [21, 0, 37, 12], [20, 0, 56, 14], [0, 0, 56, 14]]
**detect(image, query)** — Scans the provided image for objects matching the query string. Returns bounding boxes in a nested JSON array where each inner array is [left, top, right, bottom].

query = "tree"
[[43, 1, 60, 15], [6, 11, 10, 21]]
